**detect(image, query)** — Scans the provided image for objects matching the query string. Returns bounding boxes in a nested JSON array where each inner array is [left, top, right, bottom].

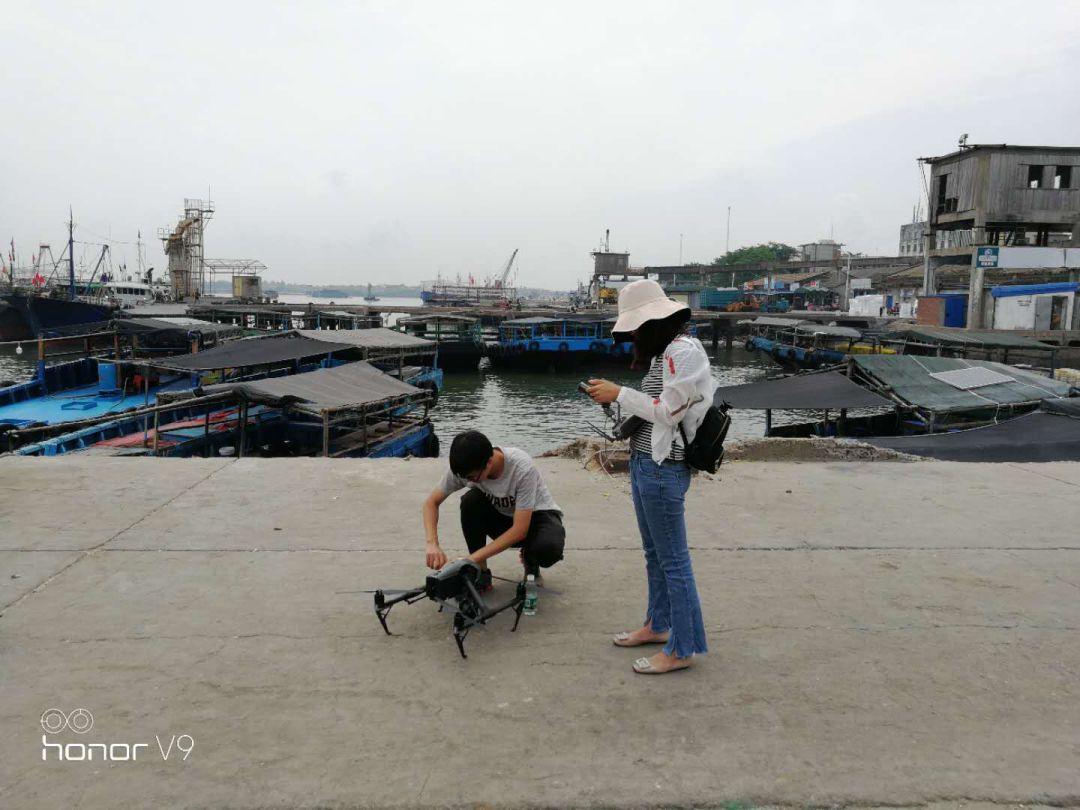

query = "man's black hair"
[[449, 430, 494, 478]]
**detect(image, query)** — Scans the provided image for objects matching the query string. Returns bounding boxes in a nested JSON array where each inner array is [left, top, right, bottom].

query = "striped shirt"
[[629, 356, 685, 460]]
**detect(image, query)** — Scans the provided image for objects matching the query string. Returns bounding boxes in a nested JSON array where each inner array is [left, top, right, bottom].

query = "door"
[[1049, 295, 1067, 330], [1034, 296, 1053, 330]]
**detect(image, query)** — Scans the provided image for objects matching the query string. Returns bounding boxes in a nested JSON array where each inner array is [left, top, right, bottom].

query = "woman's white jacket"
[[615, 336, 717, 464]]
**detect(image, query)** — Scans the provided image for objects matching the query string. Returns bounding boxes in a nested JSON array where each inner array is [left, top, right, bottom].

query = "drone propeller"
[[337, 588, 415, 595]]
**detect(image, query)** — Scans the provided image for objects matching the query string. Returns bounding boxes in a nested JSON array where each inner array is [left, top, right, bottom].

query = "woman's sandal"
[[633, 655, 692, 675], [612, 631, 670, 648]]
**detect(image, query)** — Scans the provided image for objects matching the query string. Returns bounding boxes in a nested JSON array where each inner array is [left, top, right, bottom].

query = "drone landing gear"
[[451, 580, 527, 659]]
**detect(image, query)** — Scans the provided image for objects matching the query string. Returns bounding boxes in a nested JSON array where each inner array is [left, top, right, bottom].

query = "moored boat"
[[485, 315, 633, 370]]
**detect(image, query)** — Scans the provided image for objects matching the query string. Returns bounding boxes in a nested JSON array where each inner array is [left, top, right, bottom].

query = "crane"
[[494, 248, 518, 289]]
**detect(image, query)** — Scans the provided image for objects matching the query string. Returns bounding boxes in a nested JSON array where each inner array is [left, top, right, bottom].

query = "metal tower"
[[159, 198, 215, 300]]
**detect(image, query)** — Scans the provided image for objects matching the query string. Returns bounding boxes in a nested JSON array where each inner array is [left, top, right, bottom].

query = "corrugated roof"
[[200, 361, 426, 415], [397, 314, 478, 324], [152, 333, 353, 371], [116, 317, 240, 336], [295, 328, 433, 350], [854, 355, 1071, 413], [866, 410, 1080, 461], [794, 323, 862, 339], [714, 371, 892, 410], [880, 324, 1055, 351], [750, 316, 801, 328]]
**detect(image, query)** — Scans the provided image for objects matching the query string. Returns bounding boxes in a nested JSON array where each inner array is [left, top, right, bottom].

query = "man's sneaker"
[[476, 568, 493, 594]]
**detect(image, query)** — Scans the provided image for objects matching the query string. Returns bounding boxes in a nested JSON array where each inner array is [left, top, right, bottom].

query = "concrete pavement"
[[1, 455, 1079, 808]]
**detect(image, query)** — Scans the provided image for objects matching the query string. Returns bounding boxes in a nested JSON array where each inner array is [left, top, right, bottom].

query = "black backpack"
[[678, 401, 732, 474]]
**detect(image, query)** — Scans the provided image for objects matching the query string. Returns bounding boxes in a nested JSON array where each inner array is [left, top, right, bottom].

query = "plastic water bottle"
[[523, 575, 538, 616]]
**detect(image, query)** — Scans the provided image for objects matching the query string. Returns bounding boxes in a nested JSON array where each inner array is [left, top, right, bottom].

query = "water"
[[433, 348, 777, 455], [0, 309, 791, 454]]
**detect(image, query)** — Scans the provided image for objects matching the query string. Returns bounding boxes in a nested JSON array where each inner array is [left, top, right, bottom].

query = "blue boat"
[[13, 331, 444, 458], [0, 358, 194, 431], [17, 361, 440, 458], [0, 330, 353, 451], [486, 315, 634, 369], [744, 317, 868, 371]]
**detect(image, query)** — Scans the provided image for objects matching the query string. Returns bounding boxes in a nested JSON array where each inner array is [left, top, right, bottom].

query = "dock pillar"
[[711, 320, 719, 353], [237, 401, 249, 459], [765, 408, 772, 437]]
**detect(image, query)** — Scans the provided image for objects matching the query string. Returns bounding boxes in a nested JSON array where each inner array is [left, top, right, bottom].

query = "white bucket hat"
[[612, 279, 690, 334]]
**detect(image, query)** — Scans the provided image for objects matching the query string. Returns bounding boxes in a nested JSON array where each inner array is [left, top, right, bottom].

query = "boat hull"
[[0, 292, 116, 341]]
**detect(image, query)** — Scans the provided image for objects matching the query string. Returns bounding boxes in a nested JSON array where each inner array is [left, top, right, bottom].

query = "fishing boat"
[[715, 354, 1075, 442], [17, 361, 439, 459], [743, 316, 896, 371], [396, 314, 484, 372], [12, 328, 444, 458], [0, 317, 244, 447], [485, 315, 634, 370], [420, 249, 518, 307], [0, 290, 117, 341]]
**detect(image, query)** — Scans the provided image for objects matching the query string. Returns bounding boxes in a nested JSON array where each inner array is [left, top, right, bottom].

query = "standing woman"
[[586, 279, 715, 674]]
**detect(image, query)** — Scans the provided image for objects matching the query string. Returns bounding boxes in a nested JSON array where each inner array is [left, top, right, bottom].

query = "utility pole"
[[844, 254, 852, 311], [67, 208, 75, 301]]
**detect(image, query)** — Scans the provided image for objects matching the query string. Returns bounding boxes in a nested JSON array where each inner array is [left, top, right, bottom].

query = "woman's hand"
[[586, 378, 622, 405]]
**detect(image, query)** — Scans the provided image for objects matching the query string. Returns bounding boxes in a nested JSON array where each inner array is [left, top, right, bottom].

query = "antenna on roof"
[[958, 133, 969, 149]]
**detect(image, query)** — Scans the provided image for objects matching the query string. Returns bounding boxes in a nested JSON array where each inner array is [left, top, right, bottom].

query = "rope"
[[0, 327, 116, 348]]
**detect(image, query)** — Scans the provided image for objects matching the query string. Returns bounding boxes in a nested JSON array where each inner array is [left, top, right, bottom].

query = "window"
[[935, 174, 950, 214], [1054, 165, 1073, 190], [1028, 165, 1044, 189]]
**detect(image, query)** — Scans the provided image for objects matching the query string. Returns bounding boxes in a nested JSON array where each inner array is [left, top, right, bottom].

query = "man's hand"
[[426, 542, 448, 570], [586, 378, 621, 405]]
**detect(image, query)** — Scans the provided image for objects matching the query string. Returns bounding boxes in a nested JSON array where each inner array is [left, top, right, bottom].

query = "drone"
[[373, 559, 526, 658]]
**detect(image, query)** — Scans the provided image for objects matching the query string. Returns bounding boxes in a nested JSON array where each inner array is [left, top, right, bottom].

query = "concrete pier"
[[2, 456, 1079, 808]]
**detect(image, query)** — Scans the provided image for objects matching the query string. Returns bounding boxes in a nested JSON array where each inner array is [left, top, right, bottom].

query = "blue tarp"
[[990, 282, 1080, 299]]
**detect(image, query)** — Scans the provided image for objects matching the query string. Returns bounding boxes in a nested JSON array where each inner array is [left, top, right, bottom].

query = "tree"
[[712, 242, 798, 266]]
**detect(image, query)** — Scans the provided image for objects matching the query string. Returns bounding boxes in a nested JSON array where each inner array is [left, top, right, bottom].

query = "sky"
[[2, 0, 1079, 290]]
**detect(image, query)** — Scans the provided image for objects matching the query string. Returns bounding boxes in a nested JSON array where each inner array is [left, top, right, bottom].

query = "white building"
[[799, 240, 841, 262], [991, 282, 1079, 330]]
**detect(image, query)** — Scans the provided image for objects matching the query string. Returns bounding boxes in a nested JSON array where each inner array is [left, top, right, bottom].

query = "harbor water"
[[0, 294, 780, 455], [0, 345, 777, 455]]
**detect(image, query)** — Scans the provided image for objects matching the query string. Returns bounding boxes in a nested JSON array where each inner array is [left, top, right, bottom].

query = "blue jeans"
[[629, 453, 708, 658]]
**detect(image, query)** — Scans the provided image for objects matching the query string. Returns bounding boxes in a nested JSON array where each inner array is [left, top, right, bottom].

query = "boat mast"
[[67, 208, 75, 300]]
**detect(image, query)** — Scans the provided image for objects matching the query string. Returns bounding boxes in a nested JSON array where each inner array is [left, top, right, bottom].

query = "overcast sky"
[[3, 1, 1079, 289]]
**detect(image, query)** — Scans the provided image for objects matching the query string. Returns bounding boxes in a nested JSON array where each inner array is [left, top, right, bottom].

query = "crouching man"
[[422, 430, 565, 591]]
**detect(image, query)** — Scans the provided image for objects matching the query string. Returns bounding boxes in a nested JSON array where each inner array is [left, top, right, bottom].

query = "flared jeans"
[[629, 452, 708, 658]]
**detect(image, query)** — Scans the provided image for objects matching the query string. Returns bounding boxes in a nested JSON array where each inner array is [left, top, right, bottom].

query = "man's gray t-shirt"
[[439, 447, 561, 517]]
